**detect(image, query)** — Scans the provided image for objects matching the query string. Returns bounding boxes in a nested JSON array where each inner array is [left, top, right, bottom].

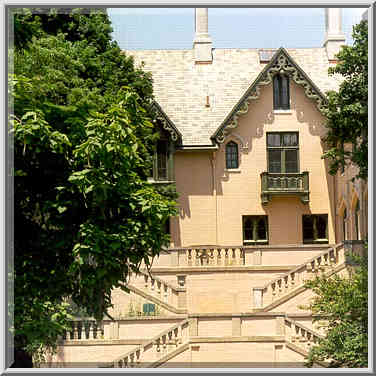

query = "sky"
[[108, 7, 367, 50]]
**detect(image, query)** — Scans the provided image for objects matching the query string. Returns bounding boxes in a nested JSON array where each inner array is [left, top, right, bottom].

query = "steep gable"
[[211, 48, 328, 144]]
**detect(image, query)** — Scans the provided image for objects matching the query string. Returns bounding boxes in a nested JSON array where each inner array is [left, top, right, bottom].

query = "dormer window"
[[226, 141, 239, 169], [273, 74, 290, 110]]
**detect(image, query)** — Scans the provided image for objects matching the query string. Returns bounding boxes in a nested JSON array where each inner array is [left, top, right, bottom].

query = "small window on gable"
[[273, 74, 290, 110], [226, 141, 239, 169]]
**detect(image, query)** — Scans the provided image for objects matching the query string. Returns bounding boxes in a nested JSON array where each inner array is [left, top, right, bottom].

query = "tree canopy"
[[304, 254, 368, 367], [321, 20, 368, 180], [10, 8, 177, 364]]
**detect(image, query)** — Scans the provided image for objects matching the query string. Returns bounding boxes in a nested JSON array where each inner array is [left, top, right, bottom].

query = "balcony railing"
[[261, 171, 309, 205]]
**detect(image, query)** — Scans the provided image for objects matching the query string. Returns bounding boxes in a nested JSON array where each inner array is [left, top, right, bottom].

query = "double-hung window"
[[267, 132, 299, 173], [273, 74, 290, 110]]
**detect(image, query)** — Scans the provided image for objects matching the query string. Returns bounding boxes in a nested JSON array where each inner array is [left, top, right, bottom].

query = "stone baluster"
[[217, 249, 222, 266], [194, 249, 199, 266], [209, 249, 214, 265], [88, 321, 95, 339], [225, 249, 229, 266], [187, 249, 192, 266]]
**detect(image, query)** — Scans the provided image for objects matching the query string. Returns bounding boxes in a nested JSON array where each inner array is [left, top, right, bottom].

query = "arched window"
[[273, 74, 290, 110], [226, 141, 239, 169]]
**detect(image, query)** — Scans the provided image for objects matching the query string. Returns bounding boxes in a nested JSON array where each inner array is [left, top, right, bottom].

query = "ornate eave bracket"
[[151, 101, 181, 143], [213, 49, 328, 145]]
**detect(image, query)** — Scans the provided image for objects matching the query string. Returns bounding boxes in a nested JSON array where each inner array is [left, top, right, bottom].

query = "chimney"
[[193, 8, 212, 63], [323, 8, 346, 61]]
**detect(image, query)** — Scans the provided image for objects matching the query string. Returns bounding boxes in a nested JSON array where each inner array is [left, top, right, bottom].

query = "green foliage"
[[11, 8, 177, 363], [321, 20, 368, 180], [304, 253, 368, 367]]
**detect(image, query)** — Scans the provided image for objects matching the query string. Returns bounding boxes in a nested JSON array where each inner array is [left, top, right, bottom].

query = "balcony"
[[261, 171, 309, 205]]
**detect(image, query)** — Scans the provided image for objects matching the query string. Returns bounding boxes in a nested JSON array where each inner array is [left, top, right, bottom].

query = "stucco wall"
[[172, 80, 336, 247]]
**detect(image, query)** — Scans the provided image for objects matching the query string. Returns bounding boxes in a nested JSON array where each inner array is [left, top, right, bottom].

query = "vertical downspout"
[[211, 151, 218, 245]]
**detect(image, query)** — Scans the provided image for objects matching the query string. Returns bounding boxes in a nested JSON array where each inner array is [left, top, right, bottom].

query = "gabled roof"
[[125, 47, 342, 146], [211, 48, 328, 144]]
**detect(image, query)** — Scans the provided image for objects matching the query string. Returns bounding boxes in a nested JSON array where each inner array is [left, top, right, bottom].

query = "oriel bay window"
[[243, 216, 268, 244], [273, 74, 290, 110], [302, 214, 328, 244], [267, 132, 299, 173]]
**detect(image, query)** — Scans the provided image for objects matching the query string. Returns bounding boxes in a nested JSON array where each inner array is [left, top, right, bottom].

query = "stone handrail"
[[284, 317, 325, 354], [63, 319, 104, 341], [254, 244, 344, 308], [125, 269, 185, 310], [111, 319, 189, 367]]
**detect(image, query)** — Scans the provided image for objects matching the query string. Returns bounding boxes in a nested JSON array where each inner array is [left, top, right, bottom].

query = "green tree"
[[322, 20, 368, 180], [10, 8, 177, 366], [304, 254, 368, 367]]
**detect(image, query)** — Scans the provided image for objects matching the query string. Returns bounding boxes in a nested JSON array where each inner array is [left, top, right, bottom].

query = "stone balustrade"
[[111, 319, 189, 367], [128, 269, 185, 309], [183, 246, 245, 266], [63, 320, 104, 341], [284, 317, 324, 354], [254, 244, 344, 308]]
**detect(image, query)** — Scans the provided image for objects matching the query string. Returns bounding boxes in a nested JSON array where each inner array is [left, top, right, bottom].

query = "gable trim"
[[211, 48, 328, 144], [151, 101, 182, 142]]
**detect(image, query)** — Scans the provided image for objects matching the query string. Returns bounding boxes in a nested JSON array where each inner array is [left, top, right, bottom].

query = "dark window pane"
[[257, 218, 267, 240], [316, 215, 327, 239], [267, 133, 280, 147], [157, 140, 168, 180], [273, 75, 281, 109], [281, 75, 290, 109], [285, 149, 298, 173], [244, 218, 254, 240], [303, 215, 314, 242], [282, 133, 298, 146], [268, 150, 281, 173], [226, 142, 239, 169]]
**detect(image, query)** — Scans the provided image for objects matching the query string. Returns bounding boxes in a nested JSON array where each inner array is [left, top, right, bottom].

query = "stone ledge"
[[188, 312, 286, 318], [149, 265, 298, 274], [190, 336, 285, 343], [102, 315, 187, 322], [62, 339, 146, 346]]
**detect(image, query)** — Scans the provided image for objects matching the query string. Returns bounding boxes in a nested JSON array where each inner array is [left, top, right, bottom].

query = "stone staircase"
[[124, 269, 187, 315], [253, 243, 346, 311], [55, 243, 348, 367], [106, 319, 190, 368]]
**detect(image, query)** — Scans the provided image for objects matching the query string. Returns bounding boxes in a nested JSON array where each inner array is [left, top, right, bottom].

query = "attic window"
[[273, 74, 290, 110]]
